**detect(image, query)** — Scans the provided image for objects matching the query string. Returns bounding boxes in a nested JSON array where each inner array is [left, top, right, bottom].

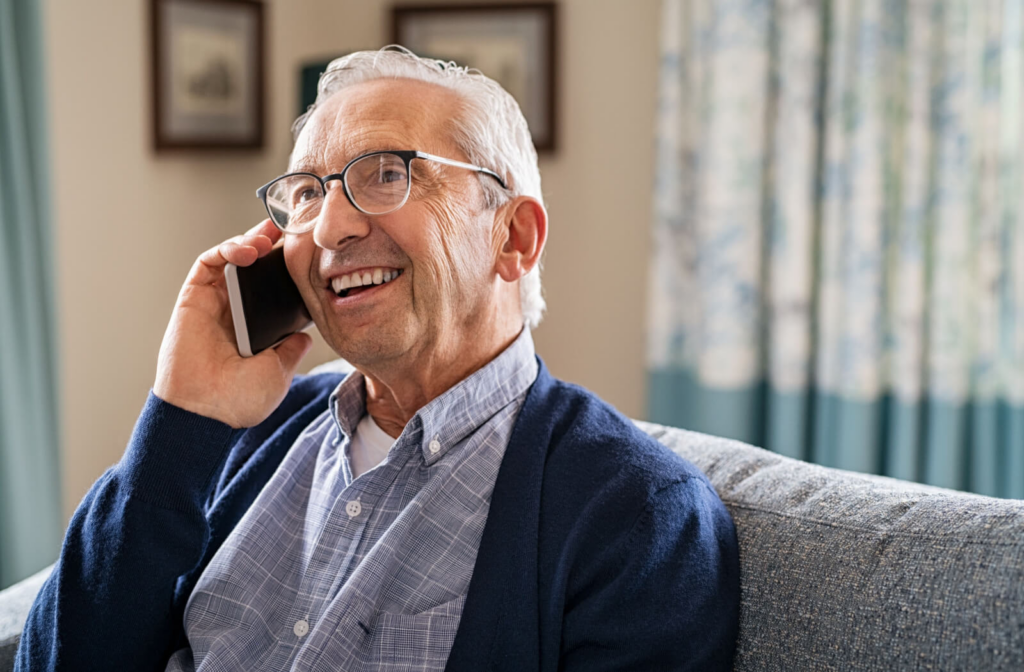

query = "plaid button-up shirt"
[[165, 329, 538, 672]]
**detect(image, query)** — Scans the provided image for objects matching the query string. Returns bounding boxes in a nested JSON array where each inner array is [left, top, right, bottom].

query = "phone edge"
[[224, 263, 254, 358]]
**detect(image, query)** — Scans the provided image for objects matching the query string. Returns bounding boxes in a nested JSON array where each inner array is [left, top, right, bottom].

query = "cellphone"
[[225, 246, 313, 357]]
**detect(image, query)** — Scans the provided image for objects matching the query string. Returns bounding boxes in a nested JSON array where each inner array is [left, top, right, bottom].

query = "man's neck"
[[360, 322, 524, 439]]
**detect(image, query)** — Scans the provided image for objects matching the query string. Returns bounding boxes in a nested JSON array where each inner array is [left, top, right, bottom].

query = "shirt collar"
[[329, 328, 538, 466]]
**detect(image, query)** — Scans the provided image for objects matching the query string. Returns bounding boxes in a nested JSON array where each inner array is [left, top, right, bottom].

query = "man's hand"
[[154, 220, 313, 428]]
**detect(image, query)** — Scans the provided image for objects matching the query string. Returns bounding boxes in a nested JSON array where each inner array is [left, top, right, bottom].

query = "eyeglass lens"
[[264, 153, 411, 231]]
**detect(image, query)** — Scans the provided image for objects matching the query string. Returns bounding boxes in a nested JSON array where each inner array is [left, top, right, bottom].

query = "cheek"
[[419, 200, 493, 284], [284, 237, 316, 297]]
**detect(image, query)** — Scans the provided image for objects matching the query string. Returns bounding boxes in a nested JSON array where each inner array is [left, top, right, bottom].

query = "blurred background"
[[1, 0, 1022, 590]]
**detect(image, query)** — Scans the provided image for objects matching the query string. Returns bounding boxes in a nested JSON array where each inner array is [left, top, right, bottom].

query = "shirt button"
[[429, 439, 441, 454], [346, 500, 362, 517], [294, 619, 309, 637]]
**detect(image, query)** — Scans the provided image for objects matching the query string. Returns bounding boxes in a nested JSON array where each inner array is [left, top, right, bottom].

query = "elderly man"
[[17, 48, 739, 671]]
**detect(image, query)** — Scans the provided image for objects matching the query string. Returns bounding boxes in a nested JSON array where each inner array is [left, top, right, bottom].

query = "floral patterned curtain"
[[649, 0, 1024, 497]]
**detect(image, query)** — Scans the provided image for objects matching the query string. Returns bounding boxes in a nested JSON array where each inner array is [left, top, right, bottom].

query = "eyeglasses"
[[256, 150, 508, 234]]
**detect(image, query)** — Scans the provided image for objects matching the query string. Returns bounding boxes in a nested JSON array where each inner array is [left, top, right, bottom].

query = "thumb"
[[272, 332, 314, 373]]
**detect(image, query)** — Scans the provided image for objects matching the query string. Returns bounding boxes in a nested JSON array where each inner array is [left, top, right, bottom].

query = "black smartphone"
[[225, 246, 313, 357]]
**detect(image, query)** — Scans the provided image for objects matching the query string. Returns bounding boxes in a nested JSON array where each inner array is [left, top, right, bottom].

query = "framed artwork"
[[392, 3, 558, 152], [300, 58, 340, 115], [150, 0, 265, 150]]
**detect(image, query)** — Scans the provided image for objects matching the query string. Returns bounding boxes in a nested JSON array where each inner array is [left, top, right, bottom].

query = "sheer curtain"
[[0, 0, 62, 588], [648, 0, 1024, 497]]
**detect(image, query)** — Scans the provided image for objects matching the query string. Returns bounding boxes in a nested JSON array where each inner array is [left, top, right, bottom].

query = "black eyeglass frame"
[[255, 150, 509, 233]]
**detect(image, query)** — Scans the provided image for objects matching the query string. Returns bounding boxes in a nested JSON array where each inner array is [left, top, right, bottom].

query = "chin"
[[323, 323, 414, 368]]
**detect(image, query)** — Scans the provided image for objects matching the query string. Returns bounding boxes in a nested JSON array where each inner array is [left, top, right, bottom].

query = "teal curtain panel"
[[0, 0, 62, 589], [649, 0, 1024, 497]]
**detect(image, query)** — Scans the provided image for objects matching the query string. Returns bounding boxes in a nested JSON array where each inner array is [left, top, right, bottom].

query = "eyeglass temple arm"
[[414, 151, 508, 190]]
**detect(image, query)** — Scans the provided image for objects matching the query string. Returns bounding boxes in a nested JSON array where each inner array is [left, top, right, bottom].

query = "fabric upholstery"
[[638, 421, 1024, 671], [0, 568, 50, 671], [4, 422, 1022, 671]]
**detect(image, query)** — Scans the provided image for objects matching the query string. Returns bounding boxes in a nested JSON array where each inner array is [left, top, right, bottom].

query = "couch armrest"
[[0, 565, 54, 672]]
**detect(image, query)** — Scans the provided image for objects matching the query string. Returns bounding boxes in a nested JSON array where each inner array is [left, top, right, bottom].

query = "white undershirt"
[[348, 413, 397, 479]]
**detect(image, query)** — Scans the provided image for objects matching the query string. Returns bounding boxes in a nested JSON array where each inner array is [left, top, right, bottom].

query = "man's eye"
[[292, 187, 320, 205], [378, 170, 407, 184]]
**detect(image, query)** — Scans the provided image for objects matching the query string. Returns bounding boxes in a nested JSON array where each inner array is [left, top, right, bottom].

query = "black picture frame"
[[392, 3, 558, 153], [151, 0, 265, 151]]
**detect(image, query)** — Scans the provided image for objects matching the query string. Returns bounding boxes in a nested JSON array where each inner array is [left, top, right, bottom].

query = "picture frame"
[[392, 3, 558, 152], [300, 57, 342, 115], [151, 0, 265, 150]]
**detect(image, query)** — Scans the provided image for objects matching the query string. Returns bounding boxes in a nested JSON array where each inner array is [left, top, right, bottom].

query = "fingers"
[[190, 220, 281, 286], [267, 332, 313, 374], [241, 220, 282, 258], [245, 219, 281, 241]]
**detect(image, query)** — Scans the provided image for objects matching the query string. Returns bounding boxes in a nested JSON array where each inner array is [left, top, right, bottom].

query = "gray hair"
[[292, 46, 546, 329]]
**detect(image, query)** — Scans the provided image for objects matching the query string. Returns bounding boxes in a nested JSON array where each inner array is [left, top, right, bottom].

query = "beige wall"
[[44, 0, 660, 522]]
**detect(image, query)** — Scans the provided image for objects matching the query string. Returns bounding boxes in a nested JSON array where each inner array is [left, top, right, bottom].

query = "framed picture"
[[300, 57, 342, 115], [392, 3, 558, 152], [151, 0, 265, 150]]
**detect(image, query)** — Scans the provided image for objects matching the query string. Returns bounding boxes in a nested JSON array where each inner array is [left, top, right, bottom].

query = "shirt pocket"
[[371, 594, 468, 668]]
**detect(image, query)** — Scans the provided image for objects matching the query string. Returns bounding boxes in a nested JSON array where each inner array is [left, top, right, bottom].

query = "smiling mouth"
[[330, 268, 404, 298]]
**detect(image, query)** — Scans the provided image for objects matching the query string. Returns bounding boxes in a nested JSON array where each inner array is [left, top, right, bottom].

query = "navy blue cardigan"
[[17, 359, 739, 671]]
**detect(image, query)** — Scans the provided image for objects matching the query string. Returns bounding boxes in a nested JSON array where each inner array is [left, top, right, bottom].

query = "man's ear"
[[494, 196, 547, 283]]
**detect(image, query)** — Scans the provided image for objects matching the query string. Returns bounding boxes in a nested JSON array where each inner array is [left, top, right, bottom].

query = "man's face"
[[284, 78, 504, 369]]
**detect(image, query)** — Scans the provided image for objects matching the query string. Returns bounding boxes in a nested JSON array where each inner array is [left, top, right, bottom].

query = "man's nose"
[[312, 184, 371, 249]]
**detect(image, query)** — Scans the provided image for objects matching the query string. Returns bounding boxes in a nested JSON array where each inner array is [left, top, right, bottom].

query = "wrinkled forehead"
[[290, 78, 463, 172]]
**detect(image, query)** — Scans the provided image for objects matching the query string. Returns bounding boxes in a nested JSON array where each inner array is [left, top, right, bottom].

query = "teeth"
[[330, 268, 402, 295]]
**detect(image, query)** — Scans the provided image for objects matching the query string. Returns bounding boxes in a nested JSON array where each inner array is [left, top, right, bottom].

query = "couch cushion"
[[0, 565, 53, 671], [4, 424, 1023, 671], [637, 421, 1024, 671]]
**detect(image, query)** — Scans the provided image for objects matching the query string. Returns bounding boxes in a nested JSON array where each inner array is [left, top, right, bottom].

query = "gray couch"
[[2, 422, 1022, 670]]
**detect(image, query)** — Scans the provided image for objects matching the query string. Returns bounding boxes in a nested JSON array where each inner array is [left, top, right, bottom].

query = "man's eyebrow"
[[291, 148, 411, 175], [289, 161, 319, 174]]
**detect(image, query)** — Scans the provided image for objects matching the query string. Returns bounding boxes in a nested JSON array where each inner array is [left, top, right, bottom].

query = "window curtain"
[[648, 0, 1024, 497], [0, 0, 62, 588]]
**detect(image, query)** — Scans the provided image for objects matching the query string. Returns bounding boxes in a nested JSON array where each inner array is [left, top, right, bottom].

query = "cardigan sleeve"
[[558, 476, 741, 671], [15, 392, 240, 672]]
